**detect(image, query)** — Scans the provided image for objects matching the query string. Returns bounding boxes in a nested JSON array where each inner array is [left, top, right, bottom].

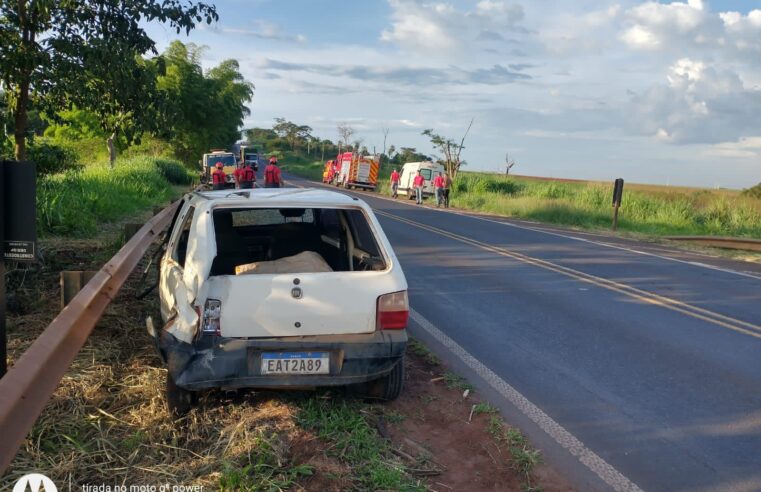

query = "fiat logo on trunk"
[[291, 287, 303, 299]]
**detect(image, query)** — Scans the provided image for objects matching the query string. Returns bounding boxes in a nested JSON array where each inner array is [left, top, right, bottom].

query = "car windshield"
[[210, 155, 235, 166]]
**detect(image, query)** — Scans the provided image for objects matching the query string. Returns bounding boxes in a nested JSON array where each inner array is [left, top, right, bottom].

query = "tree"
[[336, 123, 355, 148], [50, 51, 164, 167], [0, 0, 218, 160], [156, 42, 253, 164], [505, 152, 516, 175], [273, 117, 312, 150], [422, 118, 474, 180], [381, 127, 389, 164]]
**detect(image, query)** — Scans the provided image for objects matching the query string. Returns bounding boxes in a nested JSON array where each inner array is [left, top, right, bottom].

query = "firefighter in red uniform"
[[211, 162, 226, 190], [264, 156, 283, 188], [234, 160, 256, 189], [390, 168, 400, 199]]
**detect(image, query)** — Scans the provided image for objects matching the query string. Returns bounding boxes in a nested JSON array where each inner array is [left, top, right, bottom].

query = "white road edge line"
[[298, 176, 761, 281], [409, 308, 644, 492]]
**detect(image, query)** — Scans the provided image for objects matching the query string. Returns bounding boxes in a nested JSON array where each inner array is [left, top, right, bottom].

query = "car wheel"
[[364, 359, 405, 401], [165, 371, 196, 416]]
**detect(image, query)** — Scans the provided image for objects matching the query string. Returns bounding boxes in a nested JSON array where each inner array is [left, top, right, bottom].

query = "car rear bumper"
[[157, 329, 408, 391]]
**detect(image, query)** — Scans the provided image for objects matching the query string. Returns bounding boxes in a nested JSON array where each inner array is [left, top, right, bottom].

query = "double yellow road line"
[[376, 209, 761, 340]]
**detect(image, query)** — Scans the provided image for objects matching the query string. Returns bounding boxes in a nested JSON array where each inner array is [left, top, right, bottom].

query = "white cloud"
[[380, 0, 526, 57], [628, 59, 761, 144], [708, 136, 761, 159], [207, 20, 306, 42], [621, 24, 660, 49]]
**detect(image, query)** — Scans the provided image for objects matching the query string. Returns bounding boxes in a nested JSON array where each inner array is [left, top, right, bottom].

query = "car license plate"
[[261, 352, 329, 375]]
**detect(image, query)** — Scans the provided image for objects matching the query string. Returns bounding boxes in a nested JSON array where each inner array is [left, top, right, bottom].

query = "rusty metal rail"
[[665, 236, 761, 253], [0, 202, 179, 474]]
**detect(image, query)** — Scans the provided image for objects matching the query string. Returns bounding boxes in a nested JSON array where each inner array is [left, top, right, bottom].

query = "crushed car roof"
[[192, 187, 362, 207]]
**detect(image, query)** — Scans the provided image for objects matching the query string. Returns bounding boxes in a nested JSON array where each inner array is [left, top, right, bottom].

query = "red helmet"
[[215, 162, 223, 169]]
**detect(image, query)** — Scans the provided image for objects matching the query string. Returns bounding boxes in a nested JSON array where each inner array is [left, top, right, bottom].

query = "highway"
[[282, 172, 761, 492]]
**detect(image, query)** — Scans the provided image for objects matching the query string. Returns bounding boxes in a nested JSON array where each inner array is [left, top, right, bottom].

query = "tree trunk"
[[13, 78, 30, 160], [107, 132, 117, 168]]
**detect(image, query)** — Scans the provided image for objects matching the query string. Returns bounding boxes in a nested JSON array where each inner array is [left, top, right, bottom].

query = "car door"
[[159, 202, 194, 323]]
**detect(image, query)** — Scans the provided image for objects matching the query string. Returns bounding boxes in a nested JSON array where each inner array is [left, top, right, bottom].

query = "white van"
[[154, 188, 409, 414], [398, 161, 445, 199]]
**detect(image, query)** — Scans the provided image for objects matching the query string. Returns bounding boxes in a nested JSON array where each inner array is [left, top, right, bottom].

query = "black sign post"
[[612, 178, 624, 231], [1, 160, 37, 377]]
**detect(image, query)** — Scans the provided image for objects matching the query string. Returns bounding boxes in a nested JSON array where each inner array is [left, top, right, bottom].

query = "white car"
[[152, 188, 409, 414]]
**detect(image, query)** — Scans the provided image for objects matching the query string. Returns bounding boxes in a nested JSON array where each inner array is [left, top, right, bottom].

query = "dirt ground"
[[381, 352, 574, 492], [2, 209, 574, 492]]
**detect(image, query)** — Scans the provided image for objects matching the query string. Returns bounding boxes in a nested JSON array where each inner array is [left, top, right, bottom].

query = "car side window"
[[346, 210, 382, 256], [318, 209, 342, 241], [172, 206, 195, 268]]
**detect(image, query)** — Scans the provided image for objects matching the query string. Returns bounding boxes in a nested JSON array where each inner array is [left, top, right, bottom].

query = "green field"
[[282, 157, 761, 238]]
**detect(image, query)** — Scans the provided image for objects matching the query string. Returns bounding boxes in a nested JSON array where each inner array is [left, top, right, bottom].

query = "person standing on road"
[[211, 162, 226, 190], [264, 156, 283, 188], [234, 160, 256, 189], [413, 170, 425, 205], [390, 168, 400, 198], [433, 172, 445, 207], [443, 172, 452, 208]]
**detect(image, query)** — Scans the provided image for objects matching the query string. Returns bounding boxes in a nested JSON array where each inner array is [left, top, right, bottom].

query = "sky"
[[145, 0, 761, 188]]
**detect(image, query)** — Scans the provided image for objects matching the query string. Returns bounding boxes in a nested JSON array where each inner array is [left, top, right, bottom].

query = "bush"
[[28, 139, 82, 176], [155, 159, 194, 185], [744, 183, 761, 199]]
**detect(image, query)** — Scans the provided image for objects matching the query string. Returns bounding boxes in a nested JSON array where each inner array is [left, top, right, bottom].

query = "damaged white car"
[[151, 188, 409, 414]]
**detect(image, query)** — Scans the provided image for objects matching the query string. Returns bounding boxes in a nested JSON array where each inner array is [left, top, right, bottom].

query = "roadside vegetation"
[[38, 156, 193, 236], [446, 173, 761, 237], [280, 154, 761, 239]]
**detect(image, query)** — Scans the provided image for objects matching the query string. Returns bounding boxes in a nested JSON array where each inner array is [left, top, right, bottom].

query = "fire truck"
[[200, 149, 237, 187], [322, 159, 337, 183], [334, 152, 380, 191]]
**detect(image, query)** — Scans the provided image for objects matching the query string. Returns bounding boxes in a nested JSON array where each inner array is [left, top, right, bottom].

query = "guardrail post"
[[60, 271, 98, 308]]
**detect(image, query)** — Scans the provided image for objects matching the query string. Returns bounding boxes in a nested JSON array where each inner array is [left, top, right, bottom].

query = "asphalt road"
[[280, 172, 761, 492]]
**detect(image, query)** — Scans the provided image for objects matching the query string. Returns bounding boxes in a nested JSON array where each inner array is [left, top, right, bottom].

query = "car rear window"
[[209, 207, 387, 276], [420, 169, 433, 180]]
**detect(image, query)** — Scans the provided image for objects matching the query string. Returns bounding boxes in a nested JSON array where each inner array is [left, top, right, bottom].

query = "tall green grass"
[[37, 156, 193, 236], [449, 174, 761, 237]]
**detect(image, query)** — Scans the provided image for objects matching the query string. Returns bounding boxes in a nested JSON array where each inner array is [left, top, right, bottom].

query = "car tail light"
[[202, 299, 222, 335], [377, 291, 409, 330]]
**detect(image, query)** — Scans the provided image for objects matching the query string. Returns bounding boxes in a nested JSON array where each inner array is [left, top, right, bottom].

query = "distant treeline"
[[244, 119, 430, 168]]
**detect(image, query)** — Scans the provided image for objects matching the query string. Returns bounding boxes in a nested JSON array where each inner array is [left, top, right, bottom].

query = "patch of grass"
[[218, 434, 314, 491], [384, 409, 406, 424], [442, 371, 474, 391], [279, 152, 325, 181], [408, 338, 440, 366], [473, 402, 499, 415], [487, 415, 543, 491], [296, 397, 424, 491], [37, 155, 192, 236]]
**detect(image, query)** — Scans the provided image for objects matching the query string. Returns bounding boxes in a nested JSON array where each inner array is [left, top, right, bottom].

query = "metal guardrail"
[[665, 236, 761, 253], [0, 201, 179, 474]]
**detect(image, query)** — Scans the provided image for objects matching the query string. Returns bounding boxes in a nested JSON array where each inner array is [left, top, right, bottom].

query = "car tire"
[[165, 371, 196, 416], [364, 359, 405, 401]]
